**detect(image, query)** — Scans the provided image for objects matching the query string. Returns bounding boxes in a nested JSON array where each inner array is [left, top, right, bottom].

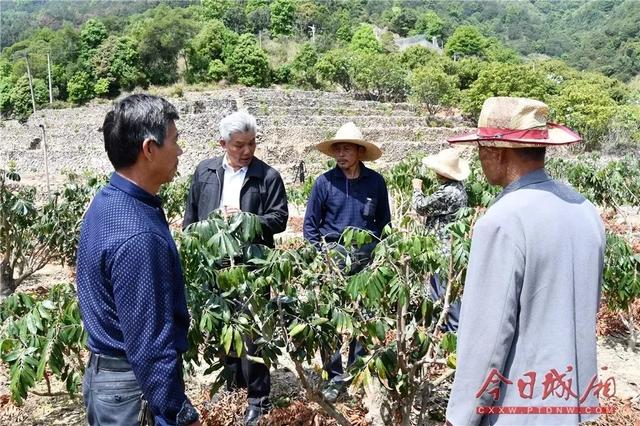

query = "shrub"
[[227, 34, 271, 87]]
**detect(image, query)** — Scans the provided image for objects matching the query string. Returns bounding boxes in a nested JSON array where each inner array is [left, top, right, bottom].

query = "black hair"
[[513, 147, 546, 162], [103, 94, 179, 169]]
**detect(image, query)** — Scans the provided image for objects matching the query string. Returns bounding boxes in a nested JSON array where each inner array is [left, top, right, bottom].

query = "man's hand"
[[223, 206, 241, 217], [412, 178, 423, 191]]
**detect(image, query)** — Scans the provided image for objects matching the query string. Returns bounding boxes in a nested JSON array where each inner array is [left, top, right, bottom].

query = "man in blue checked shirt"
[[303, 122, 391, 403], [76, 94, 201, 426]]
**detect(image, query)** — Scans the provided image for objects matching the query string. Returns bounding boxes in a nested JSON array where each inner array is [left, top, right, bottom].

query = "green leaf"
[[222, 326, 233, 354], [26, 315, 37, 335], [375, 357, 388, 380], [440, 332, 457, 353], [36, 330, 55, 380], [246, 355, 266, 365], [233, 329, 243, 357], [41, 300, 56, 310], [311, 317, 329, 326], [447, 354, 457, 369], [289, 323, 307, 337]]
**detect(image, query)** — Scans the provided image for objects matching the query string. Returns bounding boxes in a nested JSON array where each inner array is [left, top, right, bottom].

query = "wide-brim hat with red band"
[[448, 97, 582, 148]]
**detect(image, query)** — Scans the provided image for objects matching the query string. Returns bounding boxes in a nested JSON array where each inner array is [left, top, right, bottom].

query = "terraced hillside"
[[0, 88, 470, 187]]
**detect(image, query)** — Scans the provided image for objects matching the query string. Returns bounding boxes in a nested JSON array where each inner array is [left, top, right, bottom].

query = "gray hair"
[[219, 111, 257, 142]]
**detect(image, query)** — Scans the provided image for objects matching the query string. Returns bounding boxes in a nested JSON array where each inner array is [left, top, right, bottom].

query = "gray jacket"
[[446, 169, 605, 425], [183, 156, 288, 247]]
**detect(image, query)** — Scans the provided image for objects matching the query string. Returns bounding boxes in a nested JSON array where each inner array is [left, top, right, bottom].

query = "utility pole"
[[25, 54, 37, 114], [38, 124, 51, 198], [47, 52, 53, 104]]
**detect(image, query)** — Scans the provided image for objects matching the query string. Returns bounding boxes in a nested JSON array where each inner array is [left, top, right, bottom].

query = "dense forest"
[[1, 0, 639, 149]]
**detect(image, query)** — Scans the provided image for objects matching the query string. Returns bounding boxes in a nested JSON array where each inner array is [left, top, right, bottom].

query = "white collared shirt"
[[220, 154, 248, 210]]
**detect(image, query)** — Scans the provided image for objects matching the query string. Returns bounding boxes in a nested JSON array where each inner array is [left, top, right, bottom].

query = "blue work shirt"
[[76, 172, 190, 425], [303, 163, 391, 248]]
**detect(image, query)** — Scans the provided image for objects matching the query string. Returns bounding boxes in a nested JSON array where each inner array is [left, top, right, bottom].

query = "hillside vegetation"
[[1, 0, 639, 150]]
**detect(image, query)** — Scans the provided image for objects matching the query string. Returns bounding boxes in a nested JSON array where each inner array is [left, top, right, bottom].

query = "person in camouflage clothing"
[[412, 148, 470, 331]]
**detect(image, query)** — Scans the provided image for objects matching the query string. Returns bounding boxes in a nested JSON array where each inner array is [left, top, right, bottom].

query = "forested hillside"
[[1, 0, 639, 150]]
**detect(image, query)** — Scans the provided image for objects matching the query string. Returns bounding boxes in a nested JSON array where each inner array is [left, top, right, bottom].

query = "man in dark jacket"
[[183, 111, 288, 425]]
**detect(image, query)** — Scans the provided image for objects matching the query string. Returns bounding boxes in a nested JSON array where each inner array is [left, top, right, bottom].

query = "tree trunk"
[[0, 258, 17, 297], [628, 306, 637, 351]]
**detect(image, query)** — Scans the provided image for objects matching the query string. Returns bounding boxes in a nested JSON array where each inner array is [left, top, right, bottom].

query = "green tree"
[[382, 6, 417, 37], [484, 37, 521, 64], [66, 71, 94, 105], [400, 45, 438, 70], [1, 170, 103, 296], [91, 35, 144, 94], [185, 20, 238, 83], [352, 52, 408, 102], [316, 48, 353, 91], [608, 105, 640, 147], [227, 34, 270, 87], [410, 66, 459, 114], [291, 43, 319, 88], [350, 24, 382, 54], [462, 62, 553, 118], [8, 75, 48, 119], [447, 57, 485, 90], [207, 59, 228, 82], [333, 9, 354, 44], [444, 25, 487, 58], [548, 81, 617, 149], [79, 19, 107, 51], [413, 10, 444, 38], [246, 0, 270, 34], [294, 0, 325, 36], [201, 0, 230, 20], [603, 233, 640, 349], [129, 5, 198, 86], [0, 77, 12, 115], [222, 3, 248, 34], [270, 0, 296, 36]]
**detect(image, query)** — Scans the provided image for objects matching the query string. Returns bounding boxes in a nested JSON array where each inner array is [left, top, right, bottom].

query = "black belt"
[[89, 352, 132, 372]]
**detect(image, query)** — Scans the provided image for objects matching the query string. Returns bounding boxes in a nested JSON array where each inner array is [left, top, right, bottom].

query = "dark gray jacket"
[[183, 156, 288, 247]]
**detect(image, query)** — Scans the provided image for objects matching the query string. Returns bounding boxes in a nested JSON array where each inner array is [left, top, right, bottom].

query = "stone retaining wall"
[[0, 88, 470, 188]]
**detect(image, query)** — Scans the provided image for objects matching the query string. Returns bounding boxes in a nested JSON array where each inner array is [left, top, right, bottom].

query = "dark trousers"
[[222, 283, 271, 409], [430, 273, 461, 332], [223, 336, 271, 408], [322, 339, 367, 382], [82, 353, 144, 426]]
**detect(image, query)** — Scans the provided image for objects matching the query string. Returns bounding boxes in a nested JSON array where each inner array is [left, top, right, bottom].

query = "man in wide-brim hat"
[[303, 121, 391, 402], [445, 97, 605, 425]]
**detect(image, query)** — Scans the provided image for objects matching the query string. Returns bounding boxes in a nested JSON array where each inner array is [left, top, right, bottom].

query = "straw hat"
[[422, 148, 470, 181], [448, 97, 582, 148], [316, 122, 382, 161]]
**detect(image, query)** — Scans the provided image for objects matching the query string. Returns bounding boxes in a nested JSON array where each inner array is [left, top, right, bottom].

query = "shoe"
[[244, 405, 267, 426], [321, 380, 345, 403]]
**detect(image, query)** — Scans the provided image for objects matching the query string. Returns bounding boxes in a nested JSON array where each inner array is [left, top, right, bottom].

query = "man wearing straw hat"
[[445, 97, 605, 425], [303, 121, 391, 402]]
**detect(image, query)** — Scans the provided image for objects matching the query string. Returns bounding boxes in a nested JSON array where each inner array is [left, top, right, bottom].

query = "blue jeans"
[[83, 354, 144, 426], [430, 273, 460, 332]]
